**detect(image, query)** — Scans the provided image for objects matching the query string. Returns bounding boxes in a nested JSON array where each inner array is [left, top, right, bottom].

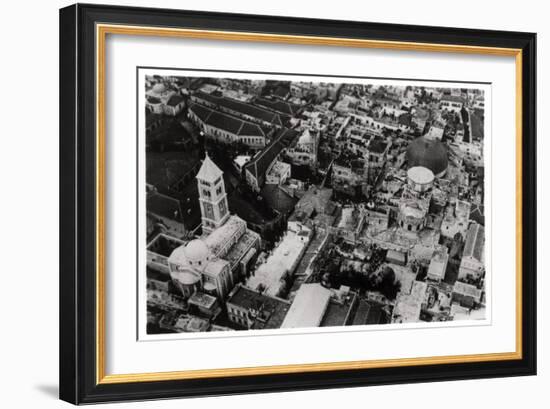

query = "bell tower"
[[196, 154, 230, 234]]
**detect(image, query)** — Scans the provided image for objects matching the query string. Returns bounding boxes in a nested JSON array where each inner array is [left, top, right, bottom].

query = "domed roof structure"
[[168, 239, 211, 268], [183, 239, 211, 265], [406, 137, 448, 177], [151, 83, 166, 94]]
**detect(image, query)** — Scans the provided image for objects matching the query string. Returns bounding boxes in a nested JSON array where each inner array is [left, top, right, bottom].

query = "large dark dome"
[[406, 137, 448, 177]]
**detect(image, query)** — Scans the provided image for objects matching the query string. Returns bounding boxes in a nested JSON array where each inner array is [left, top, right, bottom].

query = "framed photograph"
[[59, 3, 536, 404]]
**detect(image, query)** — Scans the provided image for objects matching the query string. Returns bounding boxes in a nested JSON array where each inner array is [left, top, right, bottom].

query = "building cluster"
[[145, 75, 486, 334]]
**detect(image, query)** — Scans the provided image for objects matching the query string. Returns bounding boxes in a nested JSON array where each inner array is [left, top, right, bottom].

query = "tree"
[[372, 266, 401, 300]]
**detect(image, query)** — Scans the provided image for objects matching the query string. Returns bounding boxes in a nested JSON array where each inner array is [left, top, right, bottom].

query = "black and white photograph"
[[143, 70, 488, 335], [50, 2, 537, 405]]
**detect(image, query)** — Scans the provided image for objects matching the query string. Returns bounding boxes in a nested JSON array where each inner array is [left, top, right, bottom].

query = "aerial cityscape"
[[144, 72, 487, 335]]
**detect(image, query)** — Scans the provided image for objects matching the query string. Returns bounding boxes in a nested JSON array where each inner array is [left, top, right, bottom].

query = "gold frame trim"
[[96, 23, 523, 385]]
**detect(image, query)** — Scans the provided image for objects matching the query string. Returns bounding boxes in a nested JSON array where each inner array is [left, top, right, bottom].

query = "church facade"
[[167, 155, 261, 302]]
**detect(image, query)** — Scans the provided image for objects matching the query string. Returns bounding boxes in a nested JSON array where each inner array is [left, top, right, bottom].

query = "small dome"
[[184, 239, 211, 265], [406, 137, 448, 177], [152, 83, 166, 93]]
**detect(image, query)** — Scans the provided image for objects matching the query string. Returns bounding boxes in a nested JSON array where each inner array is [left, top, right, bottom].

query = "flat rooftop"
[[335, 207, 361, 230], [281, 284, 331, 329], [188, 291, 218, 309], [246, 231, 309, 297], [392, 281, 428, 323]]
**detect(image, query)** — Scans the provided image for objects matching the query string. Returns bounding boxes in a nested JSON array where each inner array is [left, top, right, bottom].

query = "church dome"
[[406, 137, 448, 177], [183, 239, 211, 265]]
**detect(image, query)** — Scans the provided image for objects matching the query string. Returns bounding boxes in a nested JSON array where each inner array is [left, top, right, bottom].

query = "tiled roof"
[[238, 121, 265, 137], [254, 97, 300, 116], [244, 127, 299, 181], [245, 140, 283, 181], [223, 98, 282, 126], [245, 128, 298, 179], [207, 110, 243, 134], [277, 128, 301, 147], [166, 94, 185, 107], [189, 102, 266, 138], [189, 102, 212, 122], [194, 92, 283, 126]]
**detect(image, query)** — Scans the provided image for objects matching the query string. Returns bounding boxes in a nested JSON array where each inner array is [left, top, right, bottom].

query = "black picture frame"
[[59, 3, 536, 405]]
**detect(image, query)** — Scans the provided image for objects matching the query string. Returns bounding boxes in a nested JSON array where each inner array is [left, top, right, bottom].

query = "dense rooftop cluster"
[[144, 74, 486, 335]]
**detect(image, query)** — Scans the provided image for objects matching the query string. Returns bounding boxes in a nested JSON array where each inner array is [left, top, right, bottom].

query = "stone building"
[[167, 157, 261, 301]]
